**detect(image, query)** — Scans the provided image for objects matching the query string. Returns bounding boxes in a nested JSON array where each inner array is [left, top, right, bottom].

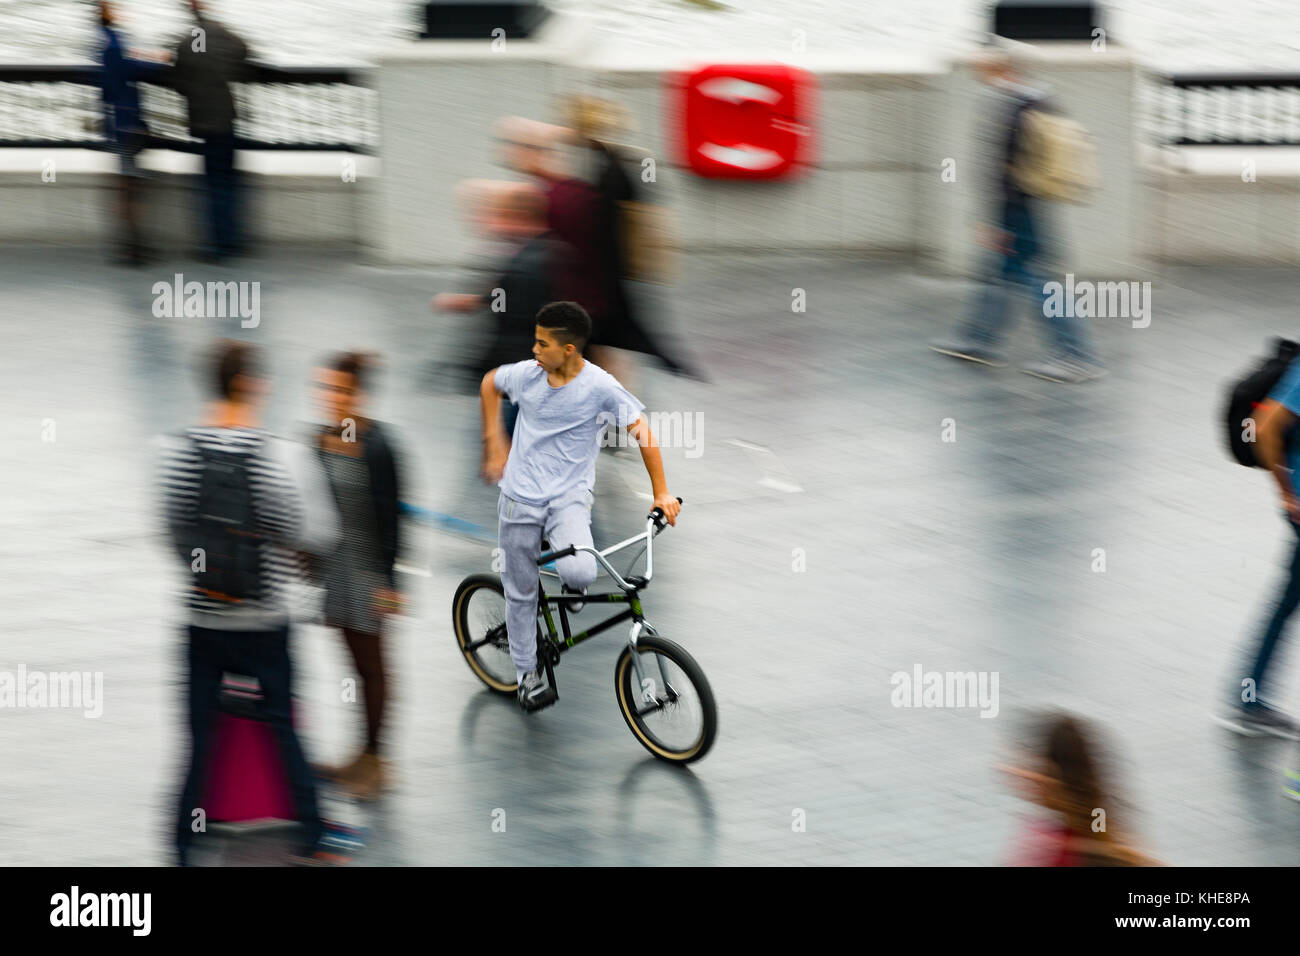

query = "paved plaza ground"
[[4, 245, 1300, 865]]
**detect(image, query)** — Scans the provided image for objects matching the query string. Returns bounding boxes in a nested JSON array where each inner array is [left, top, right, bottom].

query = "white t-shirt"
[[494, 359, 645, 506]]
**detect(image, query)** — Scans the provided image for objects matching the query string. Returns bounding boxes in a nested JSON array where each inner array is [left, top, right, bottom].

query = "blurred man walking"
[[930, 47, 1102, 384]]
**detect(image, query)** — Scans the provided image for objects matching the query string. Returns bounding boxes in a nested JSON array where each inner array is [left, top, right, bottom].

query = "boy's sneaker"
[[1213, 706, 1300, 740], [562, 584, 587, 613], [517, 668, 558, 713], [929, 340, 1008, 367], [1020, 357, 1097, 384]]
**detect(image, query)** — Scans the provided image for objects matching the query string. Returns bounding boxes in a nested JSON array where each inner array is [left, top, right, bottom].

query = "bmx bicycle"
[[452, 499, 717, 764]]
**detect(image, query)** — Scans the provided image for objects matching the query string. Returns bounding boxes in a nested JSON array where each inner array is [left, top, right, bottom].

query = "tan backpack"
[[618, 198, 679, 285], [1011, 108, 1098, 204]]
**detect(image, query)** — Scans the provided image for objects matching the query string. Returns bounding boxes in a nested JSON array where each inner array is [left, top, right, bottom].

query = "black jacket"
[[171, 16, 251, 136], [479, 230, 578, 373], [316, 420, 403, 588]]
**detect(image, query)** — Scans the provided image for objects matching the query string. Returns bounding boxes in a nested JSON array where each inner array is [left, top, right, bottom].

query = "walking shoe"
[[1213, 706, 1300, 740], [1285, 768, 1300, 802], [290, 846, 352, 866], [290, 818, 363, 865], [1020, 357, 1098, 384], [929, 340, 1008, 367], [517, 667, 558, 713], [562, 584, 587, 614]]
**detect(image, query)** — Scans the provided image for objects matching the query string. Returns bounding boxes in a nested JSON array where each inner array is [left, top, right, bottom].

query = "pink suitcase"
[[203, 675, 297, 823]]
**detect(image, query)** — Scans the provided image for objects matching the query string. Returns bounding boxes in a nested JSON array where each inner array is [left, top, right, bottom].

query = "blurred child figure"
[[1001, 712, 1156, 866], [311, 352, 405, 800]]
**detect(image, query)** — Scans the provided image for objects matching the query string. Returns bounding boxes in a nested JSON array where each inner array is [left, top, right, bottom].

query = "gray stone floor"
[[3, 245, 1300, 865]]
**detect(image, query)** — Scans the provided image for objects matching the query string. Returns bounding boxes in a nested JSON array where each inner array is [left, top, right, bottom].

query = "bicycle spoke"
[[626, 648, 704, 753]]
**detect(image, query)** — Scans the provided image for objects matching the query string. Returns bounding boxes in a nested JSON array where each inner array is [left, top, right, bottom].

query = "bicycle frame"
[[534, 512, 668, 689]]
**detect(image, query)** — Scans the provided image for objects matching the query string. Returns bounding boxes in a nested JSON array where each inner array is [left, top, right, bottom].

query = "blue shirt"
[[1268, 360, 1300, 473], [494, 359, 644, 506]]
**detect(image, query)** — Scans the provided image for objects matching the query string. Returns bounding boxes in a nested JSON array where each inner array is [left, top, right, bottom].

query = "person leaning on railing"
[[98, 0, 169, 265], [169, 0, 253, 262]]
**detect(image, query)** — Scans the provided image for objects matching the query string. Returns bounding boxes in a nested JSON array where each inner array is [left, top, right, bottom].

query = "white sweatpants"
[[497, 488, 598, 674]]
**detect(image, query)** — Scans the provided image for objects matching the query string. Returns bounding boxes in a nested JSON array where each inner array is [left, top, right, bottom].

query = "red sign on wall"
[[672, 63, 817, 179]]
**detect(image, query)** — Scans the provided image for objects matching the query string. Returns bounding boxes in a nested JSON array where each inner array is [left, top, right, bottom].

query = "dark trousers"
[[1245, 520, 1300, 710], [176, 624, 322, 863], [198, 131, 240, 256]]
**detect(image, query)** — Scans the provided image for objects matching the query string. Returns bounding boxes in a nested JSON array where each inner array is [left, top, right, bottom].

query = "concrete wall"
[[4, 21, 1299, 270], [922, 44, 1146, 278], [366, 17, 1150, 276], [0, 149, 370, 248], [571, 50, 946, 259], [1147, 149, 1300, 264], [365, 14, 592, 264]]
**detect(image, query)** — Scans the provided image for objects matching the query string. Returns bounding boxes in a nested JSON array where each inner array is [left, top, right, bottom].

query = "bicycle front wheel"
[[615, 635, 717, 764]]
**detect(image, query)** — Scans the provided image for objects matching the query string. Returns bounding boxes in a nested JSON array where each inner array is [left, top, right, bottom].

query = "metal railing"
[[0, 63, 376, 153], [8, 64, 1292, 153], [1156, 72, 1300, 147]]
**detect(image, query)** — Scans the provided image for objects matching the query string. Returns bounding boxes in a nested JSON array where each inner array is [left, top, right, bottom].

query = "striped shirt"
[[157, 426, 338, 630]]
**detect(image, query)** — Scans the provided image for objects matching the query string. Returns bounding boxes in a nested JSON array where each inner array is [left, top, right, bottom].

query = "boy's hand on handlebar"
[[652, 493, 680, 526]]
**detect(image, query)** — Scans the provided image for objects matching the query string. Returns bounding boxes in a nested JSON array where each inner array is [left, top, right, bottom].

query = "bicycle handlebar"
[[536, 497, 684, 590], [648, 496, 684, 533]]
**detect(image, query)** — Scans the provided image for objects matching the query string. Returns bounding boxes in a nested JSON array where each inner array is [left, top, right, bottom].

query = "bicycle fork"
[[627, 620, 674, 710]]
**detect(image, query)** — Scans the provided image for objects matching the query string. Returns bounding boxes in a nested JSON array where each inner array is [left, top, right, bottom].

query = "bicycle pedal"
[[518, 687, 559, 713]]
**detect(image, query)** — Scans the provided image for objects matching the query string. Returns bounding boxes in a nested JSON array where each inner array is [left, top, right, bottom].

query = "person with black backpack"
[[1219, 338, 1300, 738], [158, 339, 341, 864]]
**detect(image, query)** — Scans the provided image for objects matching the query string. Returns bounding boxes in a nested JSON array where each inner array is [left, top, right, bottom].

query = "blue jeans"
[[176, 624, 322, 863], [1244, 519, 1300, 711], [964, 200, 1096, 363], [198, 132, 240, 256]]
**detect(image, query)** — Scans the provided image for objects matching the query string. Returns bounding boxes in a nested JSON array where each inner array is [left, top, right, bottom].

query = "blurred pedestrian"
[[561, 95, 691, 385], [930, 46, 1102, 384], [1217, 374, 1300, 739], [97, 0, 168, 265], [158, 339, 341, 865], [170, 0, 252, 262], [498, 106, 694, 386], [311, 352, 405, 800], [1001, 712, 1155, 866], [434, 182, 581, 437]]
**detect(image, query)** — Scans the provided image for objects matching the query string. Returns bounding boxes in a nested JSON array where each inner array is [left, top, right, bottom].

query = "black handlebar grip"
[[537, 544, 576, 565], [649, 497, 684, 519]]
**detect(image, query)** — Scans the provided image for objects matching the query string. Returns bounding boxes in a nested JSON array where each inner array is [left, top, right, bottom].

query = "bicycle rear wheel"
[[452, 573, 529, 694], [614, 635, 717, 764]]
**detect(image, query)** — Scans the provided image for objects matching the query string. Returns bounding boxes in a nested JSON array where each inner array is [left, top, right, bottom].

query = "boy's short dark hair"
[[535, 301, 592, 351], [211, 339, 260, 400]]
